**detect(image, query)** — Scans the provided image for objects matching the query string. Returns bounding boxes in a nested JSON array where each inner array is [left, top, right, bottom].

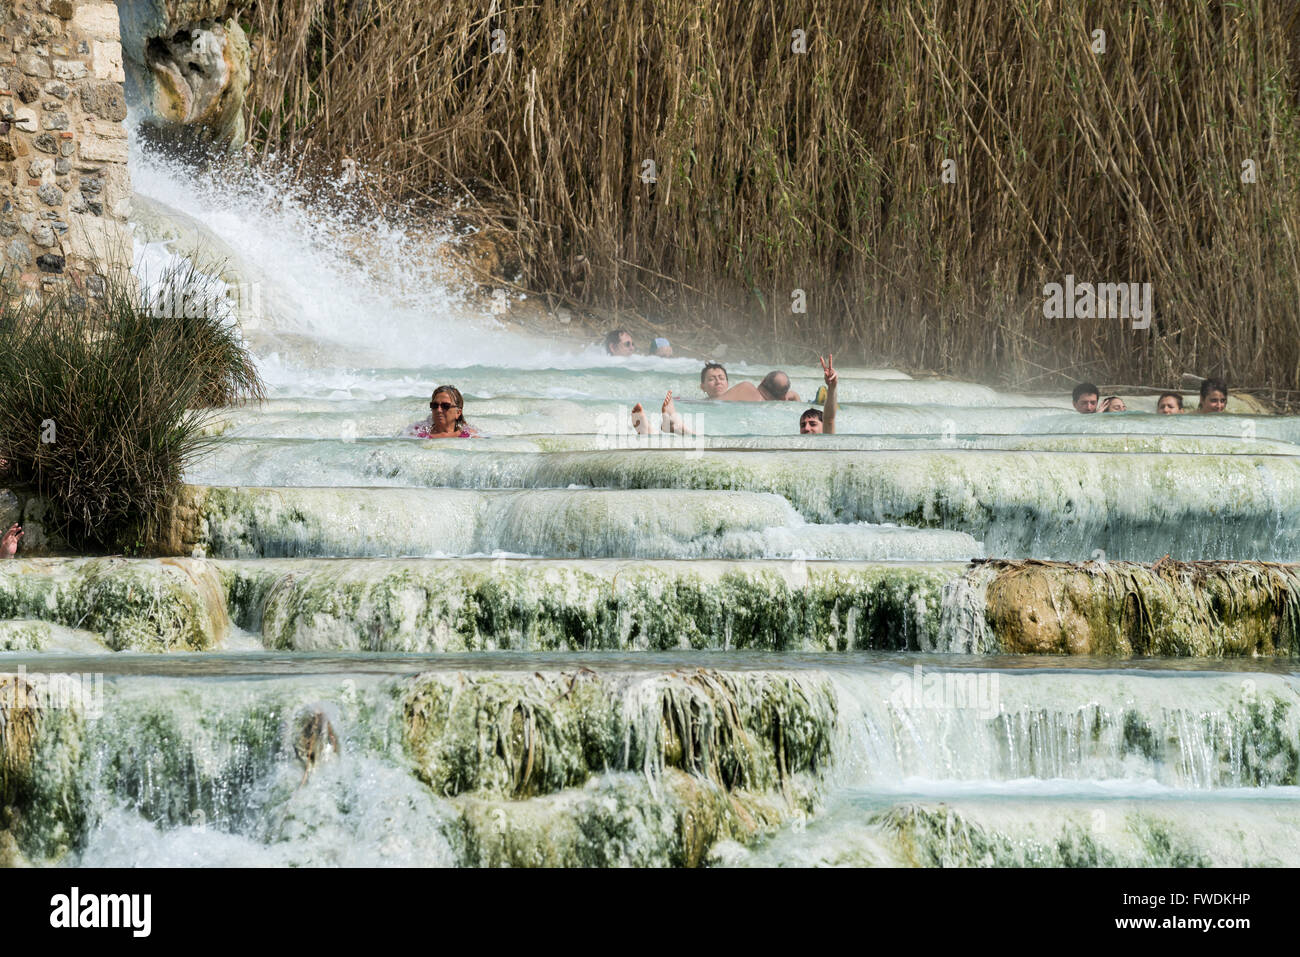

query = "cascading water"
[[5, 123, 1300, 868]]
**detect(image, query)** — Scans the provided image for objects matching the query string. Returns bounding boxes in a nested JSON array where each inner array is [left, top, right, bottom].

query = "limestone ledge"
[[0, 555, 228, 651], [979, 558, 1300, 656]]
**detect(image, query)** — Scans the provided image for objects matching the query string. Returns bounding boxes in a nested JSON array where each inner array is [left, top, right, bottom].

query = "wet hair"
[[759, 370, 790, 399], [431, 385, 470, 432], [700, 361, 728, 384], [1157, 392, 1184, 410], [800, 408, 823, 425], [1200, 378, 1229, 401], [1072, 382, 1100, 404], [604, 329, 632, 353]]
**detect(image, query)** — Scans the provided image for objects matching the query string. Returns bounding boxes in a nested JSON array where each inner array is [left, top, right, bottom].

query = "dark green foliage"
[[0, 268, 264, 549]]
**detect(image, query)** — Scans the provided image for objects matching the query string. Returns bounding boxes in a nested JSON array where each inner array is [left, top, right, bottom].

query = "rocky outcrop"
[[981, 559, 1300, 656], [224, 557, 952, 653], [116, 0, 251, 149]]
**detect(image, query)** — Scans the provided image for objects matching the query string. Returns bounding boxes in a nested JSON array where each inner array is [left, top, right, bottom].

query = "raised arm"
[[820, 355, 837, 435]]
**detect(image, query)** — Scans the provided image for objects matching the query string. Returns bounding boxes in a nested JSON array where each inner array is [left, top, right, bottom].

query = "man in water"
[[1198, 377, 1228, 413], [799, 355, 838, 434], [758, 370, 800, 402], [604, 330, 637, 356], [702, 363, 801, 401], [1072, 382, 1100, 413], [699, 362, 730, 398]]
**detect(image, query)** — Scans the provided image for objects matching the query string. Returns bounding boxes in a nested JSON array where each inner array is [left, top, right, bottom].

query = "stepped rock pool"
[[3, 128, 1299, 868]]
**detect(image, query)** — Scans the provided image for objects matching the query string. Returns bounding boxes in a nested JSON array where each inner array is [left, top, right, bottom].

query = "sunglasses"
[[431, 402, 459, 411]]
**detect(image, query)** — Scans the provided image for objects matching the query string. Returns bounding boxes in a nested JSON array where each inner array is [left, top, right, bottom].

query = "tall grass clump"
[[0, 269, 264, 549], [242, 0, 1300, 391]]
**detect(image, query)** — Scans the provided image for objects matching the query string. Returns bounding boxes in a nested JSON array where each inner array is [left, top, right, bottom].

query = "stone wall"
[[0, 0, 132, 297]]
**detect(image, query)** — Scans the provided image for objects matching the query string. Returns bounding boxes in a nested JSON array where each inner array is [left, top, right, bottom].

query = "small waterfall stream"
[[4, 130, 1300, 867]]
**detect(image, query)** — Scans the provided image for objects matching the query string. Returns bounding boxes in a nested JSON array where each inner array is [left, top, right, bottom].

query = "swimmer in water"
[[404, 385, 480, 438], [1198, 378, 1228, 413], [799, 354, 838, 434], [1156, 392, 1185, 414], [604, 330, 637, 356], [710, 368, 800, 402], [700, 362, 730, 399]]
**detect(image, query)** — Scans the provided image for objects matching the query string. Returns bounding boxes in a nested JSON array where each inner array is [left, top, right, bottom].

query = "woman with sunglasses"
[[404, 385, 480, 438]]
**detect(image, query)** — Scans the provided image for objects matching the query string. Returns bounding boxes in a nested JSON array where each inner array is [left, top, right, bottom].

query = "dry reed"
[[241, 0, 1300, 388]]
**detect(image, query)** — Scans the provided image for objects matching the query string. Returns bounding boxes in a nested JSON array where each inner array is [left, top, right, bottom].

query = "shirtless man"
[[700, 362, 800, 402], [799, 355, 838, 434]]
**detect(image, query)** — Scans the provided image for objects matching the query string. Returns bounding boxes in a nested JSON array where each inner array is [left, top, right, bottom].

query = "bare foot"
[[1, 524, 22, 559], [630, 402, 650, 435], [660, 390, 682, 434]]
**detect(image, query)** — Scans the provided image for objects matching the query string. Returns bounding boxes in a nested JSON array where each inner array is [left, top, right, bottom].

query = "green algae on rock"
[[0, 558, 228, 652], [0, 620, 107, 654], [3, 669, 836, 866], [0, 672, 90, 862], [227, 558, 957, 652], [450, 769, 804, 867], [402, 669, 836, 802]]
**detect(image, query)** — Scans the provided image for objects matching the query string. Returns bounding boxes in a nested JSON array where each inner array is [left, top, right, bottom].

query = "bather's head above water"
[[604, 329, 637, 356], [1072, 382, 1100, 413], [799, 408, 824, 434], [1100, 396, 1126, 412], [1157, 392, 1185, 415], [700, 362, 729, 398], [417, 385, 477, 438], [759, 370, 796, 401], [1199, 378, 1228, 413]]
